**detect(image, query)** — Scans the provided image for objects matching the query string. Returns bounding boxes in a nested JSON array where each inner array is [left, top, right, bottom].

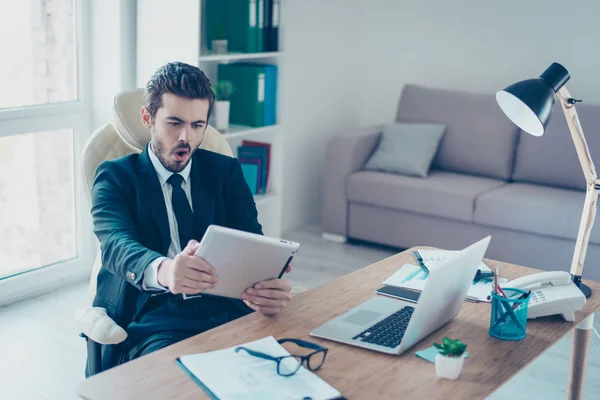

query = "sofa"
[[322, 84, 600, 282]]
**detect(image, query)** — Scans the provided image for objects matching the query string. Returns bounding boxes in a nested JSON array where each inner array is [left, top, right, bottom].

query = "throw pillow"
[[363, 122, 446, 178]]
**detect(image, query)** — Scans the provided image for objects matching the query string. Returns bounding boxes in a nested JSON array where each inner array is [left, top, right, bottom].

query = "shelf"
[[199, 51, 283, 63], [254, 193, 277, 205], [220, 124, 280, 139]]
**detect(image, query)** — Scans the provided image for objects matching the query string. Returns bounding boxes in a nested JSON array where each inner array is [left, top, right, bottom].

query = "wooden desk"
[[77, 248, 600, 399]]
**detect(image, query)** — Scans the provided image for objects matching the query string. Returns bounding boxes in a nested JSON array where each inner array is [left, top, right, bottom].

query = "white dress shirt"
[[142, 143, 194, 291]]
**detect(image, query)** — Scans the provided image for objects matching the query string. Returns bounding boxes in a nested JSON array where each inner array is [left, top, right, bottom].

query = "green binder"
[[228, 0, 259, 53], [256, 0, 264, 52], [205, 0, 258, 53], [205, 0, 228, 52], [218, 63, 266, 127]]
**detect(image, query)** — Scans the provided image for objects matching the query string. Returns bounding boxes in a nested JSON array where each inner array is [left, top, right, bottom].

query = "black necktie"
[[167, 173, 194, 250]]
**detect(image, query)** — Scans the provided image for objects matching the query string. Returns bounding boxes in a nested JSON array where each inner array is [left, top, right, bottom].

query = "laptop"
[[310, 236, 491, 355]]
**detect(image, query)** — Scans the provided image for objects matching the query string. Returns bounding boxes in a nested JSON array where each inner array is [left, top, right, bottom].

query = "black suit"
[[90, 145, 262, 373]]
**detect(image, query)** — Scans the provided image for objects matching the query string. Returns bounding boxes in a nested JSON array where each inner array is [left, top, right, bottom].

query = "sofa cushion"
[[347, 170, 505, 223], [474, 183, 600, 244], [512, 102, 600, 191], [396, 84, 519, 180], [363, 122, 446, 178]]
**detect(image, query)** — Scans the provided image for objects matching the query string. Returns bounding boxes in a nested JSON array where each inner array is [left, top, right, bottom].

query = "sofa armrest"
[[75, 307, 127, 345], [321, 126, 383, 236]]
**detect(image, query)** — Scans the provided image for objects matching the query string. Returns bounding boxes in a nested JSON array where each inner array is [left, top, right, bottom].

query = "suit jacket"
[[90, 145, 262, 373]]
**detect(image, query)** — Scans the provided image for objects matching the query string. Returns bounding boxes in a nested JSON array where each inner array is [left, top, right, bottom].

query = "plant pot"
[[435, 353, 465, 380], [212, 39, 228, 54], [213, 100, 230, 132]]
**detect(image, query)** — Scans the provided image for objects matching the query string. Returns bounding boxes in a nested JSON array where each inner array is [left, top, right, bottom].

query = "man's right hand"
[[157, 240, 219, 294]]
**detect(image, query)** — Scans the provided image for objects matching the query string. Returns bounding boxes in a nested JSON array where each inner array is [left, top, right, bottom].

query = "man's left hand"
[[242, 278, 292, 316]]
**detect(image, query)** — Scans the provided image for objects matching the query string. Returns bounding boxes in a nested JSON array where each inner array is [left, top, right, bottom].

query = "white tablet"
[[193, 225, 300, 299]]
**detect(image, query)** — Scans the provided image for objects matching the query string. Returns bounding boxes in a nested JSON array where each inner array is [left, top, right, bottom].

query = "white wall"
[[282, 0, 600, 232], [360, 0, 600, 127], [280, 0, 364, 232], [90, 0, 137, 130]]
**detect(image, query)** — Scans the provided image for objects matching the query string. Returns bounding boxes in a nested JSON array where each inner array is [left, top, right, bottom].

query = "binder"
[[269, 0, 280, 51], [205, 0, 228, 53], [263, 64, 277, 125], [256, 0, 265, 52], [226, 0, 259, 53], [218, 63, 277, 127]]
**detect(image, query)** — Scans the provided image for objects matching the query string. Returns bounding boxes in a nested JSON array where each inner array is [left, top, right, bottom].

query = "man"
[[90, 62, 292, 373]]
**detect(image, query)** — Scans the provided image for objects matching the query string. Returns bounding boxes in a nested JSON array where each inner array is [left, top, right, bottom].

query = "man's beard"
[[152, 138, 194, 173]]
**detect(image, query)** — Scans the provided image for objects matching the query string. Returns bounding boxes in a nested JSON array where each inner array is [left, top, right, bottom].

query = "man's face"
[[141, 93, 210, 172]]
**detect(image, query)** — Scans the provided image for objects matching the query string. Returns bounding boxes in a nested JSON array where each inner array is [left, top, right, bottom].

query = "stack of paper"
[[383, 264, 507, 303], [177, 336, 341, 400]]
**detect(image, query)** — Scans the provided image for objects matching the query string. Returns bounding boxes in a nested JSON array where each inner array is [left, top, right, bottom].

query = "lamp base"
[[571, 274, 592, 298]]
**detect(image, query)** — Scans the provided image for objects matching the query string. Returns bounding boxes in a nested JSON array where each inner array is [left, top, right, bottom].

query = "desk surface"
[[77, 248, 600, 400]]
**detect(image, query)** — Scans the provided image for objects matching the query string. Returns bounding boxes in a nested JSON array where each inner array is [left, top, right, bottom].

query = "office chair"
[[74, 88, 235, 376]]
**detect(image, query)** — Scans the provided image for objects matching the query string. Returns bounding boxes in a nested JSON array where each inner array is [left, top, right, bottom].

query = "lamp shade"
[[496, 62, 570, 136]]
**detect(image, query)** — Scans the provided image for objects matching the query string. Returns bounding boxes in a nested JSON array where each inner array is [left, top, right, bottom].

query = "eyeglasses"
[[235, 338, 328, 377]]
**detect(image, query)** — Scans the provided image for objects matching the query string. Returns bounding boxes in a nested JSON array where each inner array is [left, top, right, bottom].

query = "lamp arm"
[[557, 86, 597, 293], [557, 86, 597, 183]]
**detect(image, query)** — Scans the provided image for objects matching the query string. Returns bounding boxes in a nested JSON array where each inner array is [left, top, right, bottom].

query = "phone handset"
[[505, 270, 571, 291]]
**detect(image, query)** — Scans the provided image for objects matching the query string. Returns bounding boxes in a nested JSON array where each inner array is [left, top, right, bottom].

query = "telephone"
[[504, 271, 586, 322]]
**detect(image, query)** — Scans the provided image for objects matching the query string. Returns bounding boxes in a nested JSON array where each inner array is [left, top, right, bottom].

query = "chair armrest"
[[75, 307, 127, 345], [321, 126, 383, 236]]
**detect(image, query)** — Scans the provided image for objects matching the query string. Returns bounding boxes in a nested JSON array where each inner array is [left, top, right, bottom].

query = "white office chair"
[[75, 89, 304, 375], [74, 89, 234, 375]]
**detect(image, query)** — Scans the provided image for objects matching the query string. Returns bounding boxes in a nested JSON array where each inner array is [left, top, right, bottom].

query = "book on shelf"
[[240, 163, 259, 194], [205, 0, 262, 54], [217, 63, 277, 127], [238, 140, 271, 195], [263, 0, 280, 51]]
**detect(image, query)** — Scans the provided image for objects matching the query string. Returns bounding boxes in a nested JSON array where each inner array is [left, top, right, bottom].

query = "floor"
[[1, 225, 600, 399]]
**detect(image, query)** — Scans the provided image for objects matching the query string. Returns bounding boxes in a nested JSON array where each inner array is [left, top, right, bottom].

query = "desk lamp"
[[496, 62, 594, 298]]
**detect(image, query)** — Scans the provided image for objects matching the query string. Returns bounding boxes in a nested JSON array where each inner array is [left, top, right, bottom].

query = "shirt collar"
[[148, 142, 192, 186]]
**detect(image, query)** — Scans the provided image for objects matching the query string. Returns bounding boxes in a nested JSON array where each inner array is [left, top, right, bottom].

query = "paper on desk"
[[178, 336, 341, 400], [415, 250, 492, 274], [383, 264, 507, 303]]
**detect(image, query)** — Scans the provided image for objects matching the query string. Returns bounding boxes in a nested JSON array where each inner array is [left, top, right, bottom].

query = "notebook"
[[383, 263, 507, 303], [177, 336, 341, 400]]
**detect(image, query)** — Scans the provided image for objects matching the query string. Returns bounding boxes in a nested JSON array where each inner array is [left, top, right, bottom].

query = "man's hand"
[[242, 278, 292, 316], [157, 240, 219, 294]]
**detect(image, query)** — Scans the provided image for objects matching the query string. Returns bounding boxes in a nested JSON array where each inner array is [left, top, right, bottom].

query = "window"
[[0, 0, 78, 109], [0, 0, 92, 302], [0, 129, 77, 279]]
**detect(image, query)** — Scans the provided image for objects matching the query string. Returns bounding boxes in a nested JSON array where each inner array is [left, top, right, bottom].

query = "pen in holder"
[[489, 288, 530, 341]]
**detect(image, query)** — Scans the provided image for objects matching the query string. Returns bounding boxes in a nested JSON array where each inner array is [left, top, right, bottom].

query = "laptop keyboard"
[[352, 306, 415, 348]]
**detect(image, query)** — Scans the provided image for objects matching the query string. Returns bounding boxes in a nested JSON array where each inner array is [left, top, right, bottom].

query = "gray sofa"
[[322, 84, 600, 282]]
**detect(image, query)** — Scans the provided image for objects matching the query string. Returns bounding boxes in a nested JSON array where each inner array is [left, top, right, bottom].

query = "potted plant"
[[211, 80, 236, 132], [433, 337, 467, 380]]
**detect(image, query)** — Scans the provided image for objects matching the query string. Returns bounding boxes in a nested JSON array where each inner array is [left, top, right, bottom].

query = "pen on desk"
[[495, 267, 507, 298]]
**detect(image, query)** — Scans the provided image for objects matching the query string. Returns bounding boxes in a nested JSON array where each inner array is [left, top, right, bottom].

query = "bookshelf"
[[137, 0, 284, 237], [220, 124, 281, 140], [198, 51, 283, 62]]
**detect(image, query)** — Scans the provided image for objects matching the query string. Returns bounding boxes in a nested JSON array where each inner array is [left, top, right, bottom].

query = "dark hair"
[[143, 61, 215, 121]]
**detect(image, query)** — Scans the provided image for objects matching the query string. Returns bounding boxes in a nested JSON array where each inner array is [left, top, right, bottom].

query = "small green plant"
[[433, 337, 467, 358], [212, 80, 236, 101]]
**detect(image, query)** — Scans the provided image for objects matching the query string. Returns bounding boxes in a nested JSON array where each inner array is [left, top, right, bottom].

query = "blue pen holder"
[[489, 288, 530, 341]]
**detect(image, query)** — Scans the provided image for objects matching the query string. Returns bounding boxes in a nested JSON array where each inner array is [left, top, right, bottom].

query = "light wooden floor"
[[1, 225, 600, 399]]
